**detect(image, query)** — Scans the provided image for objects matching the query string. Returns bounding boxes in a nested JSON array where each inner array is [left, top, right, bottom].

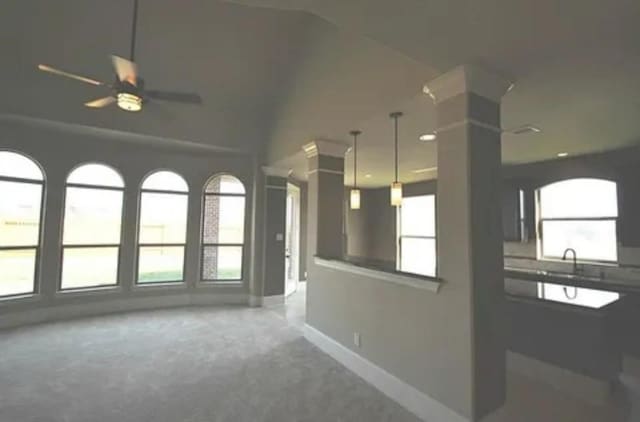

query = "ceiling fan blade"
[[38, 64, 105, 86], [84, 96, 116, 108], [145, 90, 203, 105], [111, 55, 137, 86]]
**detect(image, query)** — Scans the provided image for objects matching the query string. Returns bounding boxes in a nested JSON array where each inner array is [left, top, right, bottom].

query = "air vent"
[[509, 125, 541, 135]]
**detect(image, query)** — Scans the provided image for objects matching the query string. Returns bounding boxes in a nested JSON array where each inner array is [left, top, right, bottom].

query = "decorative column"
[[259, 166, 290, 307], [425, 65, 512, 420], [303, 140, 349, 263]]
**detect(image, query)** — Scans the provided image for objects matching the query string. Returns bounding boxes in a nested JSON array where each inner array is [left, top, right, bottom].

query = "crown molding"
[[423, 65, 513, 104], [303, 139, 349, 159], [261, 166, 291, 178]]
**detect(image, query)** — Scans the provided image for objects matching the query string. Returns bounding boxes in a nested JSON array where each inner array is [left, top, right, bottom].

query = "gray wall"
[[0, 117, 261, 318], [263, 177, 287, 297]]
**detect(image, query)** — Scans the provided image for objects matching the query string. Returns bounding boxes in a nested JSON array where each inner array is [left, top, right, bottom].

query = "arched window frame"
[[0, 150, 45, 298], [136, 170, 189, 284], [536, 177, 618, 263], [200, 174, 246, 282], [60, 163, 125, 290]]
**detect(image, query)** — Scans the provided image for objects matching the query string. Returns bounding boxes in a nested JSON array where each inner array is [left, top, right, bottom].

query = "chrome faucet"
[[562, 248, 579, 273]]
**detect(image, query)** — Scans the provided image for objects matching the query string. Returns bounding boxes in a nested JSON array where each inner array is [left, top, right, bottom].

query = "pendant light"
[[349, 130, 362, 210], [389, 112, 404, 206]]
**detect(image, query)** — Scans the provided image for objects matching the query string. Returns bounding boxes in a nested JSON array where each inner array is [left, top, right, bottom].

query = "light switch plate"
[[275, 233, 284, 241], [353, 332, 361, 348]]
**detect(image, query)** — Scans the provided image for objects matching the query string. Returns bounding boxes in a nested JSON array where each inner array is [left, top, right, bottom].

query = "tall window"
[[61, 164, 124, 290], [538, 178, 618, 262], [0, 152, 45, 297], [201, 175, 245, 281], [137, 171, 189, 284], [397, 195, 437, 277]]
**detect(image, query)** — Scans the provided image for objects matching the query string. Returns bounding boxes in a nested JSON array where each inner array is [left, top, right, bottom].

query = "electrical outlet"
[[353, 332, 361, 348]]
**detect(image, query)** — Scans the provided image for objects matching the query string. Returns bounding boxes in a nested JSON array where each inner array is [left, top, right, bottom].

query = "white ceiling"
[[3, 0, 640, 187]]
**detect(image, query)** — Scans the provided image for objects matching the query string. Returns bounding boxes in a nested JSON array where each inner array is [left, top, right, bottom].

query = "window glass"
[[63, 188, 123, 245], [398, 195, 437, 277], [137, 171, 188, 284], [541, 220, 617, 261], [540, 178, 617, 218], [205, 175, 245, 194], [0, 181, 42, 246], [139, 193, 188, 244], [61, 164, 123, 290], [138, 246, 185, 283], [0, 152, 43, 180], [142, 171, 188, 192], [201, 175, 245, 281], [67, 164, 124, 187], [538, 178, 618, 262], [0, 152, 44, 297]]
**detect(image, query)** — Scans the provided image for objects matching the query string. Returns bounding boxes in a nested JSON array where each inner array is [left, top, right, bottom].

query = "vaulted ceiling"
[[3, 0, 640, 187]]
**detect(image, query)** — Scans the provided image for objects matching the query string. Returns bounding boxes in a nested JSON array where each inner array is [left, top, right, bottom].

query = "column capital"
[[303, 139, 349, 159], [423, 64, 513, 104], [261, 166, 291, 178]]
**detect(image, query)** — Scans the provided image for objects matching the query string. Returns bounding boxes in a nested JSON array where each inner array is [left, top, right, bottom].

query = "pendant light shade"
[[349, 130, 362, 210], [390, 182, 403, 207], [389, 112, 404, 207], [350, 188, 361, 210]]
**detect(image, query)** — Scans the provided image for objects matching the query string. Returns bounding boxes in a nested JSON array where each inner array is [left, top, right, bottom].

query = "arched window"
[[137, 171, 189, 284], [0, 151, 45, 297], [538, 178, 618, 262], [61, 163, 124, 290], [201, 175, 246, 281]]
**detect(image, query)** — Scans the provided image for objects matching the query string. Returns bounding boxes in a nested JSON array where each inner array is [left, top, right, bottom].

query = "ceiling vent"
[[508, 125, 542, 135]]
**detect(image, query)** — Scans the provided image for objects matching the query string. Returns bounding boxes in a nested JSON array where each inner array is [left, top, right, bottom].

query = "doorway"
[[285, 183, 300, 297]]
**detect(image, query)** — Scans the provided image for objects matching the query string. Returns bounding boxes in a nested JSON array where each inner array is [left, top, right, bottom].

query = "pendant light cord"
[[130, 0, 139, 61], [390, 112, 402, 183]]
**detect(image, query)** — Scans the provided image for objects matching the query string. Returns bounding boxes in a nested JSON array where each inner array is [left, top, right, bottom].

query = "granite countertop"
[[505, 266, 640, 295]]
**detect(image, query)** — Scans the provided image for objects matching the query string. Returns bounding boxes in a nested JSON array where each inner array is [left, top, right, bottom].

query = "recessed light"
[[419, 133, 437, 142], [365, 174, 372, 178], [557, 152, 569, 157]]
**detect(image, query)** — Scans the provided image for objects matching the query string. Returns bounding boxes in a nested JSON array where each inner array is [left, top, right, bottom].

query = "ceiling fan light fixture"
[[117, 92, 142, 112]]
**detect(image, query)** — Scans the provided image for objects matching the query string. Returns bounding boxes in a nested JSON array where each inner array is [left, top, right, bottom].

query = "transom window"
[[538, 178, 618, 262], [61, 164, 124, 290], [201, 175, 246, 281], [137, 171, 189, 284], [397, 195, 437, 277], [0, 151, 45, 297]]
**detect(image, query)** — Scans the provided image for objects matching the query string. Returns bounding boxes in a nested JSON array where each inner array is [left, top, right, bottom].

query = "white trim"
[[436, 118, 502, 135], [304, 324, 469, 422], [0, 293, 249, 330], [262, 294, 285, 307], [424, 65, 512, 103], [314, 257, 442, 293], [302, 140, 349, 158], [306, 168, 344, 176], [266, 185, 287, 190], [262, 166, 291, 178]]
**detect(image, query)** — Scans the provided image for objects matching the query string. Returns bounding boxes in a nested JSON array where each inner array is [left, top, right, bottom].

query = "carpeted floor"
[[0, 285, 419, 422]]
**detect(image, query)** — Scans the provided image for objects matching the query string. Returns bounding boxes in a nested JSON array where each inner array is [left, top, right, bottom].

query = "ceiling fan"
[[37, 0, 203, 112]]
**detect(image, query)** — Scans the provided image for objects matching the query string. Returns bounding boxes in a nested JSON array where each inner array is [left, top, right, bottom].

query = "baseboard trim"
[[0, 293, 249, 330], [262, 294, 285, 307], [304, 324, 468, 422]]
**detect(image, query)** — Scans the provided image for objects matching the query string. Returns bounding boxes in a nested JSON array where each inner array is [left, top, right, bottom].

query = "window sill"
[[197, 280, 244, 287], [56, 285, 121, 298], [0, 293, 42, 306], [133, 281, 187, 291], [314, 256, 442, 293], [538, 257, 619, 268]]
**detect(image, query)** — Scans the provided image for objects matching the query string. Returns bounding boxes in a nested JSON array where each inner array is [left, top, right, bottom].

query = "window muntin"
[[61, 164, 124, 290], [137, 171, 189, 284], [201, 175, 246, 281], [0, 152, 44, 297], [538, 178, 618, 262], [397, 195, 437, 277]]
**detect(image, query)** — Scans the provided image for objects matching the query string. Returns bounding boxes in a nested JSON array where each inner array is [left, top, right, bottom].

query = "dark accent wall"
[[263, 179, 287, 297]]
